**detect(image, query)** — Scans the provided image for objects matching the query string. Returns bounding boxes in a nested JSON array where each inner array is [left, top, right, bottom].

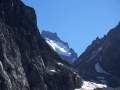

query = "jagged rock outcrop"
[[0, 0, 82, 90], [41, 30, 78, 64], [73, 22, 120, 88]]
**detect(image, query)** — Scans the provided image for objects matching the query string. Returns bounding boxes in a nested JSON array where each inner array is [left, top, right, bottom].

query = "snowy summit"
[[41, 30, 78, 64], [45, 38, 71, 56]]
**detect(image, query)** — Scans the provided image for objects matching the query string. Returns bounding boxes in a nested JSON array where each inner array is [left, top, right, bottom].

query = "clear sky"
[[22, 0, 120, 56]]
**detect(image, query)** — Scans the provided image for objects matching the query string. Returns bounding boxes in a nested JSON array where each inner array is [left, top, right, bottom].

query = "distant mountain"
[[0, 0, 82, 90], [41, 30, 78, 64], [73, 22, 120, 88]]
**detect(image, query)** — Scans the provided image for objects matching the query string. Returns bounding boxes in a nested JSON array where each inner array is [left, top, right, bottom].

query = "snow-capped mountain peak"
[[41, 30, 78, 64], [45, 38, 71, 56]]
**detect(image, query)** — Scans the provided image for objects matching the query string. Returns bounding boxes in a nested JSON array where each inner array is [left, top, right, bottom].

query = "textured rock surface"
[[41, 30, 78, 64], [73, 22, 120, 88], [0, 0, 82, 90]]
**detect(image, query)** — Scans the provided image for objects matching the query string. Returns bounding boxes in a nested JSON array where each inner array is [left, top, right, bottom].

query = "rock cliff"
[[0, 0, 82, 90], [73, 22, 120, 88]]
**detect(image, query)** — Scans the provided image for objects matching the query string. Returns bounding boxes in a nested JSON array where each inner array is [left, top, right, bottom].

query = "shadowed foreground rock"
[[0, 0, 82, 90]]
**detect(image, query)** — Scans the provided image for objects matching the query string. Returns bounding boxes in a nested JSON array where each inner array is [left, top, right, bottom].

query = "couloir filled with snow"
[[75, 80, 107, 90], [45, 38, 71, 56], [95, 62, 110, 75]]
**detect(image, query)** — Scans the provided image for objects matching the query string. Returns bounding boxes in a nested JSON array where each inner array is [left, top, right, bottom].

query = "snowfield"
[[75, 80, 107, 90], [45, 38, 71, 56], [95, 62, 110, 75]]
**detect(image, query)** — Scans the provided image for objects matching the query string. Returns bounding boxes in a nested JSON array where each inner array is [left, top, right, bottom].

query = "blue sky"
[[22, 0, 120, 56]]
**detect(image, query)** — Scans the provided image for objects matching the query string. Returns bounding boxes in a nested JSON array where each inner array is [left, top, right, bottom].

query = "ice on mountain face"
[[76, 59, 82, 64], [95, 63, 110, 75], [87, 51, 96, 58], [45, 38, 71, 56], [98, 47, 102, 51], [50, 69, 56, 72], [87, 47, 102, 62], [73, 72, 80, 78], [74, 80, 107, 90], [57, 62, 64, 66], [87, 54, 96, 62]]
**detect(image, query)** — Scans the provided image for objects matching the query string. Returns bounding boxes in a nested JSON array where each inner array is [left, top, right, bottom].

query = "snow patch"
[[75, 80, 107, 90], [88, 51, 96, 57], [98, 47, 102, 51], [73, 72, 80, 78], [45, 38, 71, 56], [57, 62, 64, 66], [76, 59, 82, 64], [95, 63, 110, 75], [87, 54, 96, 62], [0, 61, 3, 69], [87, 47, 102, 62], [50, 69, 56, 72]]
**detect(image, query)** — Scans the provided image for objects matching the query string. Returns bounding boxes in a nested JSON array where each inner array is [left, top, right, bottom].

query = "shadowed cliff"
[[0, 0, 82, 90]]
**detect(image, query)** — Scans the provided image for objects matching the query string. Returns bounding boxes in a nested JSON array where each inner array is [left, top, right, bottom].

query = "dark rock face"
[[73, 22, 120, 88], [0, 0, 82, 90], [41, 30, 78, 64]]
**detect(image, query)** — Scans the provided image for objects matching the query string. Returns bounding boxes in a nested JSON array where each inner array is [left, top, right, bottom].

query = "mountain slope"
[[41, 30, 78, 64], [0, 0, 82, 90], [73, 22, 120, 88]]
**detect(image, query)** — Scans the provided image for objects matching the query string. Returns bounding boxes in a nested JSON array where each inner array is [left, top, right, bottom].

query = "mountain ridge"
[[73, 22, 120, 88], [41, 30, 78, 64]]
